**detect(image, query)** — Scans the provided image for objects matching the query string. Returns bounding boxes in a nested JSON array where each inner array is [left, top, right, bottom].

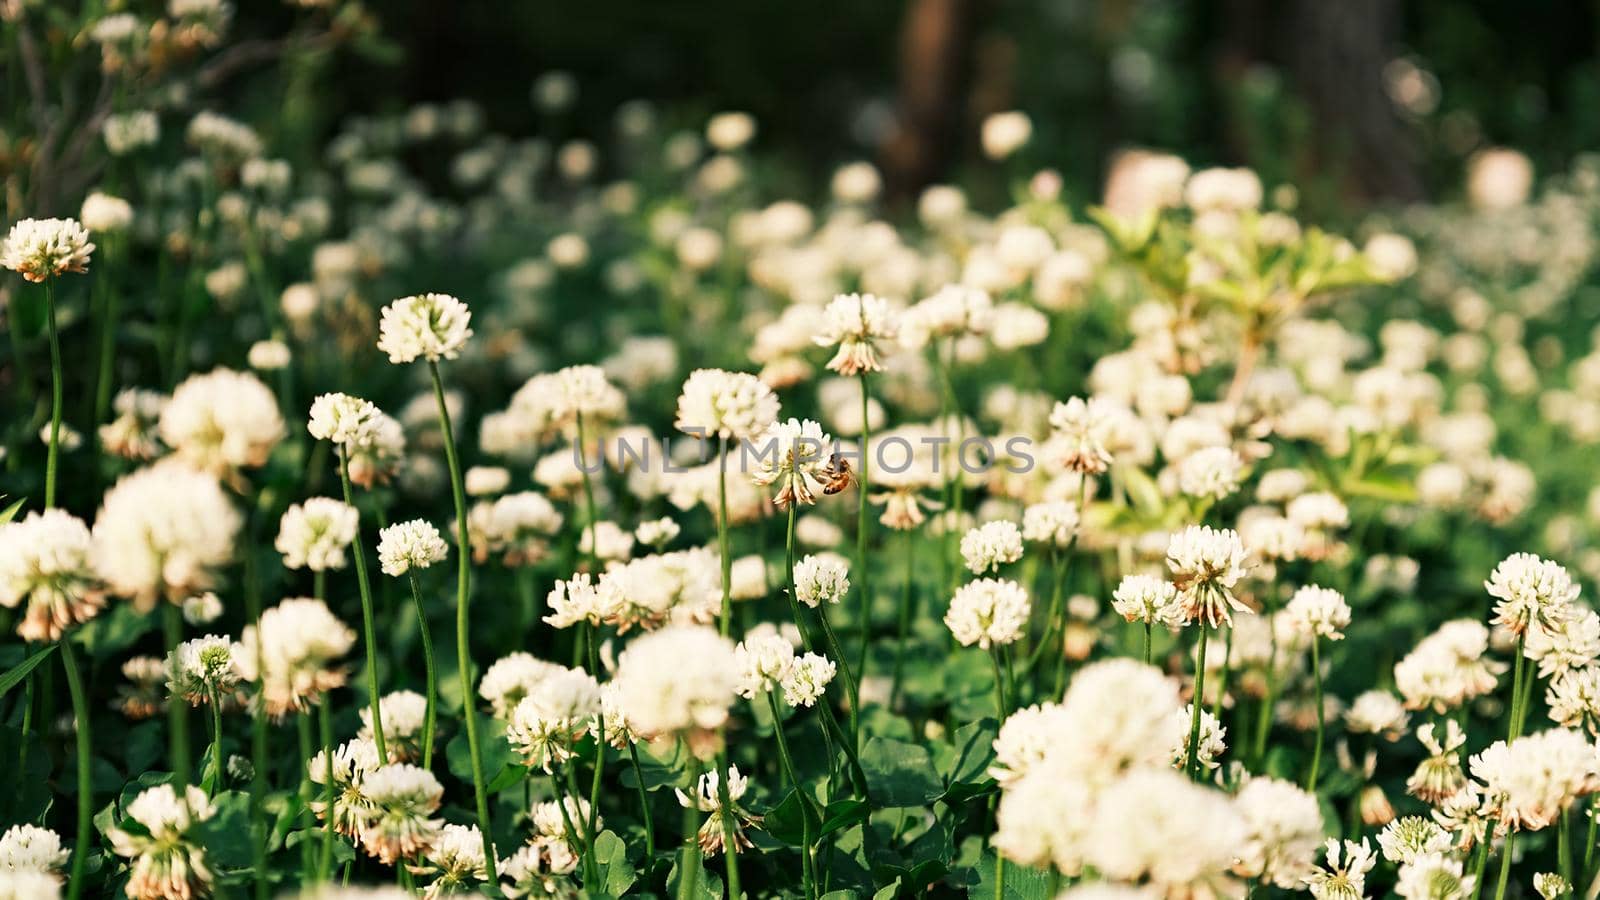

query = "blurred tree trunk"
[[1286, 0, 1426, 203], [881, 0, 975, 201]]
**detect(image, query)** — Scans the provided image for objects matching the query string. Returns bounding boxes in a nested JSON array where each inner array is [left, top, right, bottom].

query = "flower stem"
[[677, 754, 703, 900], [890, 529, 916, 708], [715, 750, 742, 899], [585, 626, 607, 875], [43, 277, 62, 509], [1307, 637, 1324, 791], [1186, 624, 1210, 779], [208, 689, 224, 795], [576, 412, 600, 570], [854, 374, 872, 692], [338, 452, 387, 762], [1492, 832, 1516, 900], [816, 610, 860, 746], [428, 359, 499, 887], [1507, 634, 1527, 740], [717, 437, 733, 637], [164, 603, 192, 785], [990, 648, 1009, 719], [318, 698, 334, 880], [766, 691, 817, 900], [60, 639, 91, 900], [406, 575, 438, 769], [1143, 621, 1153, 665], [627, 741, 656, 859]]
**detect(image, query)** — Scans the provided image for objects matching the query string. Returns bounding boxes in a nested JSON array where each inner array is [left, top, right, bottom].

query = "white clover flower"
[[465, 465, 511, 497], [543, 572, 612, 630], [377, 293, 473, 363], [376, 519, 448, 577], [93, 460, 241, 608], [467, 491, 563, 567], [814, 293, 899, 376], [579, 521, 635, 563], [1534, 873, 1572, 900], [308, 393, 387, 447], [0, 824, 69, 875], [1232, 777, 1324, 888], [675, 368, 780, 440], [1469, 728, 1600, 833], [1285, 586, 1352, 640], [904, 284, 994, 342], [1526, 610, 1600, 679], [506, 667, 601, 772], [989, 703, 1071, 786], [1, 218, 94, 282], [749, 418, 836, 508], [1407, 721, 1469, 804], [166, 634, 241, 705], [107, 784, 216, 900], [733, 630, 794, 699], [359, 691, 429, 762], [794, 553, 849, 608], [275, 497, 359, 572], [1168, 703, 1226, 771], [635, 517, 681, 548], [1304, 838, 1378, 900], [612, 624, 738, 745], [0, 509, 104, 643], [1082, 769, 1245, 890], [1344, 690, 1409, 738], [1394, 621, 1505, 713], [980, 111, 1032, 160], [1048, 396, 1114, 474], [1021, 500, 1079, 548], [1166, 525, 1252, 627], [1286, 491, 1350, 531], [1177, 446, 1243, 500], [1377, 816, 1452, 865], [945, 578, 1030, 648], [410, 823, 488, 896], [103, 110, 160, 155], [781, 653, 836, 708], [960, 520, 1024, 575], [358, 764, 444, 865], [1546, 666, 1600, 732], [1239, 513, 1305, 563], [235, 597, 355, 718], [1110, 573, 1179, 626], [1395, 853, 1475, 900], [1485, 553, 1579, 637], [80, 191, 134, 233], [675, 765, 757, 855], [478, 652, 564, 720], [155, 367, 284, 477]]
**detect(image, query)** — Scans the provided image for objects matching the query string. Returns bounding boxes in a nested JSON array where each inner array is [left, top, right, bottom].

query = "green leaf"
[[819, 798, 870, 837], [0, 496, 26, 525], [593, 829, 637, 896], [935, 717, 996, 802], [970, 854, 1054, 900], [446, 713, 510, 786], [859, 737, 941, 808], [0, 645, 55, 699], [871, 880, 902, 900], [194, 791, 254, 869], [763, 787, 821, 847], [667, 853, 722, 900], [78, 604, 157, 660]]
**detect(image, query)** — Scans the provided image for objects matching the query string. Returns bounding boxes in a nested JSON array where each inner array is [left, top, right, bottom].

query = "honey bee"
[[821, 453, 854, 495]]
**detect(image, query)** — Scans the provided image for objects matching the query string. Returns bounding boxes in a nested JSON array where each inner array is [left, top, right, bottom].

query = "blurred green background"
[[242, 0, 1600, 216]]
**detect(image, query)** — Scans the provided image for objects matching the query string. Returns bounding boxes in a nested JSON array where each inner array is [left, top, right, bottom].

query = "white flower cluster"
[[376, 519, 449, 576], [377, 293, 474, 363], [275, 497, 360, 571], [945, 578, 1030, 648], [732, 628, 836, 707], [1, 217, 94, 282]]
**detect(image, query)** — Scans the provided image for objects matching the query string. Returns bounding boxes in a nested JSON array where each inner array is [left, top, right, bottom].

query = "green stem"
[[1307, 637, 1324, 791], [890, 528, 916, 707], [1508, 634, 1527, 740], [208, 689, 224, 794], [576, 412, 600, 571], [1492, 832, 1516, 900], [1187, 623, 1210, 779], [815, 610, 860, 746], [715, 750, 742, 899], [717, 437, 733, 636], [990, 649, 1009, 719], [43, 277, 62, 509], [318, 699, 334, 880], [1583, 794, 1599, 886], [245, 547, 269, 900], [766, 692, 818, 900], [338, 453, 386, 762], [298, 712, 315, 878], [1143, 621, 1153, 665], [585, 626, 607, 875], [1560, 806, 1573, 886], [1252, 576, 1281, 767], [406, 576, 438, 769], [92, 245, 120, 434], [60, 640, 91, 900], [627, 741, 656, 859], [428, 360, 499, 887], [1469, 832, 1491, 900], [676, 754, 703, 900], [164, 604, 192, 784], [854, 374, 872, 694]]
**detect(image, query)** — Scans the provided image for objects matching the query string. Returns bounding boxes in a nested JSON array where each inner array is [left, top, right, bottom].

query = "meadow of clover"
[[7, 2, 1600, 900]]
